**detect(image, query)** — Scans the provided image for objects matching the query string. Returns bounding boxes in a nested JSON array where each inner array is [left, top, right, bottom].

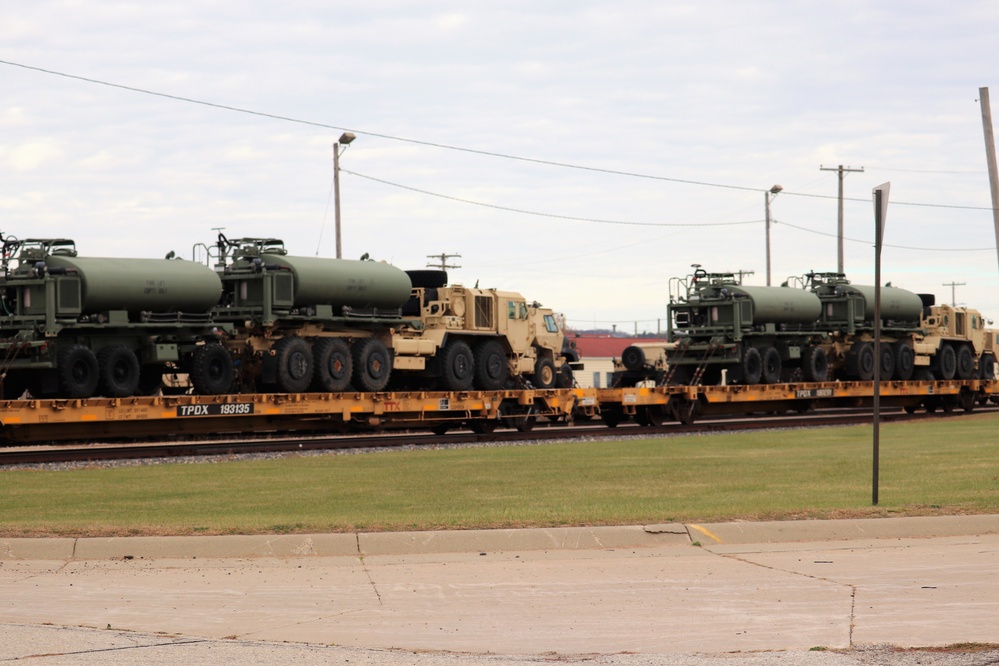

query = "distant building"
[[569, 335, 670, 388]]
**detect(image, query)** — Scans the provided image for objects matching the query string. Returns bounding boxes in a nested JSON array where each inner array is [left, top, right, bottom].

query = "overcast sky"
[[3, 1, 999, 333]]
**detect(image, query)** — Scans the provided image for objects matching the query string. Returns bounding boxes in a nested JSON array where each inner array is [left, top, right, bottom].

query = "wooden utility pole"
[[820, 165, 864, 273], [942, 281, 966, 306], [980, 87, 999, 274], [426, 253, 461, 271], [764, 186, 782, 286], [333, 132, 356, 259]]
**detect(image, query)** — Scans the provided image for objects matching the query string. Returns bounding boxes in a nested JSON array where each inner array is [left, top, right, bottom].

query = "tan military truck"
[[915, 303, 997, 380], [391, 270, 570, 391]]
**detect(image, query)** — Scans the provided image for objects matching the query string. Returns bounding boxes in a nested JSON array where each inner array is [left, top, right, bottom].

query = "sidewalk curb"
[[2, 515, 996, 560]]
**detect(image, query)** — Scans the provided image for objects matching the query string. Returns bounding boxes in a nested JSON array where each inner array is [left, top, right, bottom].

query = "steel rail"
[[2, 406, 988, 467]]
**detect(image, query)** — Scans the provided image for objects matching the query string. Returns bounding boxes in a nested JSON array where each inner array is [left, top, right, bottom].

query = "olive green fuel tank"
[[848, 285, 924, 321], [45, 255, 222, 313], [262, 254, 413, 310], [727, 285, 822, 325]]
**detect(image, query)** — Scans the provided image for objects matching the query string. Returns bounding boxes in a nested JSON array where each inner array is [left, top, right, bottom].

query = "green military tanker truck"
[[0, 235, 231, 400], [0, 231, 572, 400], [209, 234, 571, 394]]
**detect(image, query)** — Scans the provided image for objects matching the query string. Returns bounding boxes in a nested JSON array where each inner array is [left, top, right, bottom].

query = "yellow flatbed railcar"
[[0, 380, 995, 444]]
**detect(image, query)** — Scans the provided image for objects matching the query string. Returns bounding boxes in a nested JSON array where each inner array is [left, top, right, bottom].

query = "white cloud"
[[4, 138, 64, 170]]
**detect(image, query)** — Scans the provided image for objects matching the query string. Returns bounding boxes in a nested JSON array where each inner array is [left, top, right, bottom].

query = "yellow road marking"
[[688, 523, 723, 543]]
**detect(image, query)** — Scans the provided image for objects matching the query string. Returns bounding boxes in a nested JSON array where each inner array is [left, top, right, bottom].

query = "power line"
[[0, 58, 756, 193], [782, 188, 990, 211], [343, 170, 762, 227], [349, 169, 995, 251], [776, 219, 989, 252], [865, 165, 984, 174], [3, 58, 996, 213]]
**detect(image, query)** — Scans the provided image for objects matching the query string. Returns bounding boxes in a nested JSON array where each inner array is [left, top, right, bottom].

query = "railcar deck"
[[0, 380, 995, 444], [595, 379, 999, 426]]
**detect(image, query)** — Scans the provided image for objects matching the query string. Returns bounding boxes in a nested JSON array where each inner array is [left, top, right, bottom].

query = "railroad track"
[[1, 405, 987, 467]]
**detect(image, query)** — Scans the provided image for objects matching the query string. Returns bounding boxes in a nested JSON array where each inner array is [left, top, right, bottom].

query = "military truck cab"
[[392, 270, 569, 391]]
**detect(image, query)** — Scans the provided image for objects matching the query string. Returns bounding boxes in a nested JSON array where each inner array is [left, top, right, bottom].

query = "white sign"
[[873, 182, 890, 245]]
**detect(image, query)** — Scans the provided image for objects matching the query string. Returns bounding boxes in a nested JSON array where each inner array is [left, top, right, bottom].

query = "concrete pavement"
[[2, 515, 998, 664]]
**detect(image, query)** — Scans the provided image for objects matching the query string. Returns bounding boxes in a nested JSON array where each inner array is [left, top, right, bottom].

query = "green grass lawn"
[[2, 413, 998, 537]]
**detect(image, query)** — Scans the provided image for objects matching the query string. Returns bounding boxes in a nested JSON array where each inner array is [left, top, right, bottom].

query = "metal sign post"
[[872, 182, 890, 506]]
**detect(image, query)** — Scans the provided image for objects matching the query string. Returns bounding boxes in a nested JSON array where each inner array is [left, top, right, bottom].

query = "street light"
[[333, 132, 356, 259], [764, 184, 783, 286]]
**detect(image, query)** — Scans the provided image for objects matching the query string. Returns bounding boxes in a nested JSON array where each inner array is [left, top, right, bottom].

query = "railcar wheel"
[[532, 357, 557, 389], [644, 404, 669, 427], [513, 415, 536, 432], [439, 339, 475, 391], [56, 344, 99, 399], [500, 403, 537, 431], [673, 398, 699, 425], [97, 345, 141, 397], [760, 346, 782, 384], [846, 341, 875, 381], [893, 341, 915, 381], [955, 345, 975, 380], [739, 347, 763, 385], [801, 346, 828, 382], [272, 337, 313, 393], [959, 388, 976, 412], [472, 339, 508, 391], [935, 344, 956, 380], [312, 338, 353, 392], [877, 343, 895, 381], [600, 406, 625, 428], [352, 338, 392, 392], [189, 343, 234, 395], [469, 419, 498, 434], [634, 408, 651, 427]]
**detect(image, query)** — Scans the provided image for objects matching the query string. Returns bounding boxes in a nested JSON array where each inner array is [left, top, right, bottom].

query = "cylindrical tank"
[[728, 286, 822, 325], [849, 285, 923, 321], [263, 254, 412, 310], [46, 255, 222, 313]]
